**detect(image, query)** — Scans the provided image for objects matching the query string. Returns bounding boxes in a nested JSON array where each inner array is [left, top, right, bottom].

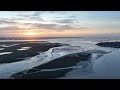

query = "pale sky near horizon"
[[0, 11, 120, 37]]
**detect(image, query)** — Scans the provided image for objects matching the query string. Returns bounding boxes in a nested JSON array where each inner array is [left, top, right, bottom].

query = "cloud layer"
[[0, 11, 120, 37]]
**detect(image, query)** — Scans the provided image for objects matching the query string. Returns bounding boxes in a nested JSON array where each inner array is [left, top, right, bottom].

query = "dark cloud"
[[0, 27, 22, 30], [32, 23, 58, 30], [0, 21, 84, 31], [0, 15, 83, 31], [58, 25, 84, 30], [58, 25, 73, 30], [57, 19, 75, 24], [0, 19, 17, 24], [30, 23, 83, 30]]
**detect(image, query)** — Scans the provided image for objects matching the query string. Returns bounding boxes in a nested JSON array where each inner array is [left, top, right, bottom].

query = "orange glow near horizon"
[[24, 32, 38, 36], [22, 30, 44, 37], [8, 28, 120, 38]]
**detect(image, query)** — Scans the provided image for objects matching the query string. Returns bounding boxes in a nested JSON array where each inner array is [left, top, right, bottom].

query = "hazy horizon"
[[0, 11, 120, 37]]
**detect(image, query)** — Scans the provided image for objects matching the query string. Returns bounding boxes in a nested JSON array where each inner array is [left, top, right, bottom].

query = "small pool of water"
[[0, 44, 19, 48], [0, 48, 4, 50], [0, 52, 13, 55], [17, 47, 31, 51]]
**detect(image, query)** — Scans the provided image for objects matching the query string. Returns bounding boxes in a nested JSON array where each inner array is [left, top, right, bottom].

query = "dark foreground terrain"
[[95, 42, 120, 48], [12, 52, 91, 79], [0, 41, 64, 63]]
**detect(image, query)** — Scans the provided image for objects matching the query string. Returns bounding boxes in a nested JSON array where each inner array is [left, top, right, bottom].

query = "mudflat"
[[0, 41, 63, 63], [96, 42, 120, 48], [12, 52, 91, 79]]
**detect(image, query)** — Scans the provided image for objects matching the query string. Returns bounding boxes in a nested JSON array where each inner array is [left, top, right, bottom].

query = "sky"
[[0, 11, 120, 37]]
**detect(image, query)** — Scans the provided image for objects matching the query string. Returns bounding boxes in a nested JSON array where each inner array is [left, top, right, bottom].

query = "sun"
[[23, 31, 40, 37], [24, 32, 37, 36], [22, 30, 44, 37]]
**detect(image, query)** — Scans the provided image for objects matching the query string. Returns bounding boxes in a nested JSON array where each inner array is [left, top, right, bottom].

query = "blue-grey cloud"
[[29, 16, 43, 21], [47, 11, 67, 14], [17, 14, 44, 21], [32, 11, 45, 16], [69, 16, 76, 18]]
